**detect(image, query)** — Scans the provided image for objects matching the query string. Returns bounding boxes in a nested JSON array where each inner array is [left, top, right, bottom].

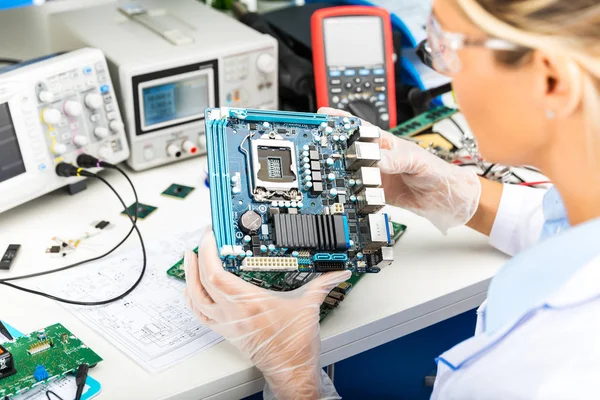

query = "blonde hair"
[[456, 0, 600, 157]]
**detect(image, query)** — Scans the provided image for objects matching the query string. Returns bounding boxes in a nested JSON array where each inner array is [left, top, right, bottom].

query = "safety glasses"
[[419, 14, 521, 75]]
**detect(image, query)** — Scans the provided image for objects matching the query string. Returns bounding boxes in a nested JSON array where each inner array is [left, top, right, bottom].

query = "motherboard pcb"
[[205, 108, 394, 273], [166, 222, 406, 321], [167, 248, 361, 322], [0, 323, 102, 398]]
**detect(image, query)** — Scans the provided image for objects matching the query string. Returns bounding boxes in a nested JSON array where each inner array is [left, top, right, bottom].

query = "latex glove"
[[184, 231, 351, 400], [318, 107, 481, 233]]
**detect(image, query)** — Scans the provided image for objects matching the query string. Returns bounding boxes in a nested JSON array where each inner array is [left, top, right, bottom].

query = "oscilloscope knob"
[[38, 91, 55, 104], [94, 127, 109, 139], [109, 120, 124, 133], [64, 100, 83, 117], [256, 53, 276, 74], [73, 135, 89, 147], [84, 93, 103, 110], [53, 143, 68, 155], [42, 108, 61, 125]]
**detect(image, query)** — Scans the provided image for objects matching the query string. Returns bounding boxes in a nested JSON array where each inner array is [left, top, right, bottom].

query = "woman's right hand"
[[319, 107, 482, 233]]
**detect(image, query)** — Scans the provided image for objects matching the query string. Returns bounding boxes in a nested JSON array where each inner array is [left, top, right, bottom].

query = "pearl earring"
[[546, 110, 556, 119]]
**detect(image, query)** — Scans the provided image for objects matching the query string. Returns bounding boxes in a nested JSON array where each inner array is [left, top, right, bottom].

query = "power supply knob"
[[42, 108, 61, 125], [38, 91, 55, 103], [98, 146, 112, 159], [64, 100, 83, 117], [84, 93, 103, 110], [182, 140, 198, 155], [166, 143, 182, 158], [109, 120, 124, 133], [256, 53, 276, 74], [94, 127, 109, 139], [197, 134, 206, 150], [73, 135, 89, 147], [53, 143, 67, 155]]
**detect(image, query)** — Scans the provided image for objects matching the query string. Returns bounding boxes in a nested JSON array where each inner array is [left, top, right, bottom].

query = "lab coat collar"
[[436, 255, 600, 372]]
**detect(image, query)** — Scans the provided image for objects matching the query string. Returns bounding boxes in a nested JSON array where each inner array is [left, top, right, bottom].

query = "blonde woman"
[[184, 0, 600, 398]]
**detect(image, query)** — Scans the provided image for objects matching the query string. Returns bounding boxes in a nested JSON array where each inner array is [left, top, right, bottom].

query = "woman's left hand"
[[184, 230, 351, 399]]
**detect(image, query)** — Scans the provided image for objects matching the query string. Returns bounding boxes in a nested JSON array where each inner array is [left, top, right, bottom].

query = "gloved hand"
[[318, 107, 481, 233], [184, 231, 351, 400]]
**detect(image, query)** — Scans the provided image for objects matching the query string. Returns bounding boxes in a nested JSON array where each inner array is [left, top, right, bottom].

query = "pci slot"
[[228, 108, 329, 125]]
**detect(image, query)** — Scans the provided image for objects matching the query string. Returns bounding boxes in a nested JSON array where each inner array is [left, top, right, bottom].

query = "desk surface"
[[0, 156, 508, 400]]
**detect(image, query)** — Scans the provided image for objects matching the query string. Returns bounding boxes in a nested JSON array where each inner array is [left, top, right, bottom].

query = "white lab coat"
[[266, 185, 600, 400], [431, 185, 600, 399]]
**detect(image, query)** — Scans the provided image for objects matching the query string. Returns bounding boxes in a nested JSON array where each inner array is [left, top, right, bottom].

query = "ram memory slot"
[[228, 108, 328, 125], [206, 118, 235, 250]]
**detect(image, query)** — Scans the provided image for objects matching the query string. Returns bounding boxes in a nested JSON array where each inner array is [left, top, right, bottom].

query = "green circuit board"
[[388, 106, 459, 137], [167, 222, 406, 321], [0, 323, 102, 398]]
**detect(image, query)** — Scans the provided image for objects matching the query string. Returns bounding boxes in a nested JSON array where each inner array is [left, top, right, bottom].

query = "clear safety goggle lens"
[[426, 15, 462, 75]]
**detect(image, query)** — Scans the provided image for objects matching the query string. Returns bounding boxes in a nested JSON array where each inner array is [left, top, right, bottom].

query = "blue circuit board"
[[205, 108, 393, 273]]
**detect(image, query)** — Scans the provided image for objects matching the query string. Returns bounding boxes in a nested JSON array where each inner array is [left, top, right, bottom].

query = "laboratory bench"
[[0, 155, 508, 399]]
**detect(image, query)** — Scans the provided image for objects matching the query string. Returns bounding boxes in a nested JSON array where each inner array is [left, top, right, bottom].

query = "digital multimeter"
[[311, 6, 397, 129]]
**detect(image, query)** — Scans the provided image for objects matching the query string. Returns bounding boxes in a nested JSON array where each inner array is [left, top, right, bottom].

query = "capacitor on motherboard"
[[333, 135, 340, 142], [298, 201, 304, 208], [325, 127, 333, 135], [320, 122, 327, 131], [291, 201, 297, 208], [245, 250, 253, 257], [260, 245, 267, 253], [326, 157, 334, 166], [304, 181, 313, 190], [340, 135, 347, 142], [239, 210, 262, 234], [243, 235, 251, 243], [302, 157, 310, 164], [348, 179, 356, 187], [356, 252, 364, 260], [328, 188, 338, 198], [231, 175, 239, 184], [343, 117, 350, 124], [327, 173, 335, 182], [263, 122, 270, 129], [344, 123, 351, 131], [350, 195, 357, 202], [268, 244, 276, 252], [302, 150, 309, 158]]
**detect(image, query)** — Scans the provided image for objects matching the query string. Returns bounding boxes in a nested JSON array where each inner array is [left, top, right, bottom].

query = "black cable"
[[0, 174, 145, 305], [0, 58, 21, 65], [481, 163, 496, 178], [46, 390, 65, 400], [0, 170, 138, 283]]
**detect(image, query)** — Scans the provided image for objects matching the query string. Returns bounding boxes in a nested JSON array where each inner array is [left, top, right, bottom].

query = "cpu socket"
[[251, 138, 301, 201]]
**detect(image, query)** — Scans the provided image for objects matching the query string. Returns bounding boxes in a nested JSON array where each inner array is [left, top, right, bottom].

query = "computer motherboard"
[[205, 108, 394, 273]]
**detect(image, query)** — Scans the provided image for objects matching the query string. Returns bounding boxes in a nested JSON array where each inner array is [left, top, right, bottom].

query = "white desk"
[[0, 156, 508, 399]]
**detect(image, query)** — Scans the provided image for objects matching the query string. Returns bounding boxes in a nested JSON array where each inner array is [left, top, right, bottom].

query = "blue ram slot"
[[205, 118, 222, 249], [206, 117, 235, 252], [217, 119, 235, 247], [228, 108, 329, 125]]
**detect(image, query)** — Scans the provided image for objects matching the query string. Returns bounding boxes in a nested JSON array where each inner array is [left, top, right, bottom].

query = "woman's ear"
[[533, 50, 583, 118]]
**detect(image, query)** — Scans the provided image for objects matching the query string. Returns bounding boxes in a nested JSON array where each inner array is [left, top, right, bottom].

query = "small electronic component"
[[391, 222, 407, 242], [0, 244, 20, 270], [0, 344, 16, 380], [239, 210, 262, 234], [362, 214, 392, 253], [333, 281, 352, 294], [357, 188, 386, 214], [329, 203, 344, 215], [353, 167, 382, 192], [121, 202, 157, 219], [345, 142, 381, 170], [241, 257, 299, 272], [28, 339, 53, 355], [33, 365, 50, 382], [348, 125, 380, 145], [162, 183, 195, 199]]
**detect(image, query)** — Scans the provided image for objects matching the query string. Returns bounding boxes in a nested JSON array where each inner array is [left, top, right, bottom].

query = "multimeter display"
[[324, 16, 384, 67], [312, 6, 397, 130], [0, 103, 25, 184]]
